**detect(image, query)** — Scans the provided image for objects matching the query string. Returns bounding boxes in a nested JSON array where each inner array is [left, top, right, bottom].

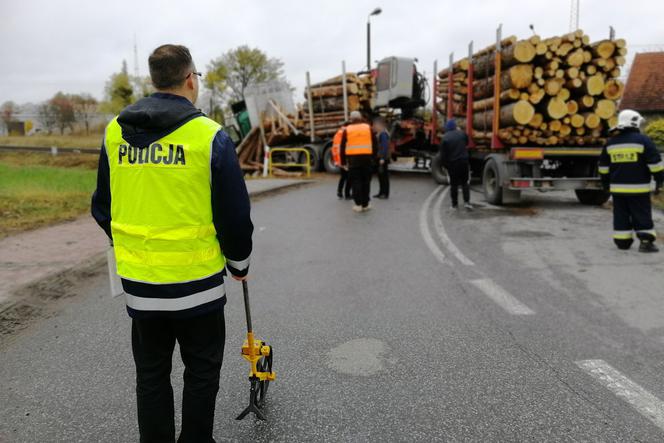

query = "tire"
[[323, 147, 340, 173], [431, 153, 450, 185], [298, 148, 319, 172], [575, 189, 610, 205], [482, 158, 503, 205]]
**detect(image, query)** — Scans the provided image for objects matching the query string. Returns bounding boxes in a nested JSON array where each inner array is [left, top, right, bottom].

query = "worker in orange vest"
[[340, 111, 377, 212], [332, 122, 351, 199]]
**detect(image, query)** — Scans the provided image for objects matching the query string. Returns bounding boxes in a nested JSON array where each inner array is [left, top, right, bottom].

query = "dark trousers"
[[612, 193, 655, 248], [132, 308, 225, 443], [377, 161, 390, 197], [337, 168, 352, 197], [349, 163, 372, 207], [449, 159, 470, 206]]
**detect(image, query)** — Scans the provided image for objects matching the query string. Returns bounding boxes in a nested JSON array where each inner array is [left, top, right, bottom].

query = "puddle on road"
[[327, 338, 389, 376]]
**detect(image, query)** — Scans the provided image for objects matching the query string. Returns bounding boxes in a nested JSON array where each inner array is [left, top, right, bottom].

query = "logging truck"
[[432, 27, 625, 205]]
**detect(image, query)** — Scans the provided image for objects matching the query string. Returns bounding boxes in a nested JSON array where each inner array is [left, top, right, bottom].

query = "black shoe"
[[639, 241, 659, 253], [374, 194, 388, 199], [344, 195, 352, 200], [337, 193, 343, 199]]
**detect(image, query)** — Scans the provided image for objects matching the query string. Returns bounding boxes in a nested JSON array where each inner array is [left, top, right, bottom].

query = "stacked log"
[[237, 72, 376, 173], [436, 30, 625, 146]]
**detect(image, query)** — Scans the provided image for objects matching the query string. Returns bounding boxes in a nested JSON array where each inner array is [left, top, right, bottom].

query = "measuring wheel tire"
[[255, 348, 273, 407], [431, 153, 450, 185], [575, 189, 610, 206]]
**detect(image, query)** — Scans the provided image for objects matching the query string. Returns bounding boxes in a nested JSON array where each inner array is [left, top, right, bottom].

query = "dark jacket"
[[339, 123, 377, 166], [91, 93, 253, 318], [599, 128, 664, 193], [440, 128, 469, 165], [377, 130, 390, 162]]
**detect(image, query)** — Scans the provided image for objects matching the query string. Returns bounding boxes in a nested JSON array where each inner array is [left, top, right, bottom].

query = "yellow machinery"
[[236, 281, 276, 421]]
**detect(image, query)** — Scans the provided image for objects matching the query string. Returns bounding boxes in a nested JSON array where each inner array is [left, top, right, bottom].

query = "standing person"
[[91, 44, 253, 442], [340, 111, 377, 212], [373, 118, 390, 199], [440, 119, 472, 210], [599, 109, 663, 253], [332, 122, 352, 199]]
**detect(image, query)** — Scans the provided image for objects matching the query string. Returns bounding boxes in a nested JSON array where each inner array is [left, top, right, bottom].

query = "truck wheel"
[[298, 148, 319, 172], [575, 189, 610, 205], [323, 148, 340, 173], [431, 153, 450, 185], [482, 158, 503, 205]]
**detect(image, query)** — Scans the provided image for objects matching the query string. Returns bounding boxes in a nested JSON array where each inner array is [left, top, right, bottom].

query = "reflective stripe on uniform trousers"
[[636, 229, 657, 238], [125, 284, 225, 311], [598, 166, 610, 174], [613, 230, 634, 240], [610, 183, 652, 193]]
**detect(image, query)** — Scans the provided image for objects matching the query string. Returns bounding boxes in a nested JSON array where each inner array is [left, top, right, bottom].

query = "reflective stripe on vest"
[[105, 116, 225, 284], [610, 183, 651, 194], [345, 123, 372, 156]]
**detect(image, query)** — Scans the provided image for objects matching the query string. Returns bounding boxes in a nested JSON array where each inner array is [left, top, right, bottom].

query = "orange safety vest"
[[331, 128, 343, 166], [344, 123, 373, 156]]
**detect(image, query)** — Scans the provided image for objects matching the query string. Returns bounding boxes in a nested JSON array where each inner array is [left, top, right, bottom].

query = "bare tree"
[[72, 93, 98, 134], [37, 102, 56, 134], [1, 101, 20, 134], [50, 92, 76, 134]]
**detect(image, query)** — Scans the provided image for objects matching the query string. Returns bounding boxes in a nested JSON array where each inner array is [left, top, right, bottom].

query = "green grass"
[[0, 162, 97, 238]]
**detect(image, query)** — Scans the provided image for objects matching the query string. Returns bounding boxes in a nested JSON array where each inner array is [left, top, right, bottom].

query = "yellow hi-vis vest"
[[345, 123, 373, 155], [105, 116, 225, 284]]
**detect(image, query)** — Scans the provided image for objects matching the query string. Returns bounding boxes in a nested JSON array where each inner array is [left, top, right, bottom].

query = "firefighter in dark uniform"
[[599, 110, 663, 253]]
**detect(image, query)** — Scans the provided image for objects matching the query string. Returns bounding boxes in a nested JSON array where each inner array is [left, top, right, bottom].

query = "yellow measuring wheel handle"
[[241, 333, 276, 381]]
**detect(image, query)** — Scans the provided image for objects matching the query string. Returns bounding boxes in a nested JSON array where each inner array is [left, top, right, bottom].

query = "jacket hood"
[[117, 93, 204, 147]]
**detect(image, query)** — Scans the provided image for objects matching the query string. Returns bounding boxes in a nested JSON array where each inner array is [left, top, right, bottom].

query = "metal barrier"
[[268, 148, 311, 177]]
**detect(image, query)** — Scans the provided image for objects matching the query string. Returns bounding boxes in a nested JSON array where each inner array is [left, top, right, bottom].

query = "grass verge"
[[0, 158, 97, 239], [0, 134, 102, 149]]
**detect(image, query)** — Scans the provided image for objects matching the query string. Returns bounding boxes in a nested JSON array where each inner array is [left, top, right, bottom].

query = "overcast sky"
[[2, 0, 663, 107]]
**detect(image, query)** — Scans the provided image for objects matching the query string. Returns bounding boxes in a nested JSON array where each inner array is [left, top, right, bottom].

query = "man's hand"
[[379, 158, 385, 165], [232, 274, 248, 282]]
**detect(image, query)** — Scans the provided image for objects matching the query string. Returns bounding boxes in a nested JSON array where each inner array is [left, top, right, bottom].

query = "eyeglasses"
[[186, 71, 202, 79]]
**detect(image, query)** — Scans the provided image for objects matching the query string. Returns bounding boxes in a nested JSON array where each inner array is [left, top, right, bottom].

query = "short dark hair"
[[148, 44, 194, 90]]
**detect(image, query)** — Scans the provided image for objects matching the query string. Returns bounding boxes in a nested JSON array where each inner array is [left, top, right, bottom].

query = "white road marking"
[[470, 278, 535, 315], [576, 359, 664, 431], [433, 187, 475, 266], [419, 187, 446, 264]]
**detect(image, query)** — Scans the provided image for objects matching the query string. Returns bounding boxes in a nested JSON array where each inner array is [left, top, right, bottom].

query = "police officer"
[[599, 109, 663, 253], [92, 44, 253, 442], [340, 111, 377, 212]]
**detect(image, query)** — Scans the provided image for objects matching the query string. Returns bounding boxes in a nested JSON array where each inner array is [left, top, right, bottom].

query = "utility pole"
[[133, 33, 140, 79], [569, 0, 580, 32]]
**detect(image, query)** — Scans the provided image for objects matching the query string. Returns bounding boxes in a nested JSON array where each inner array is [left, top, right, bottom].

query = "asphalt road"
[[1, 175, 664, 442]]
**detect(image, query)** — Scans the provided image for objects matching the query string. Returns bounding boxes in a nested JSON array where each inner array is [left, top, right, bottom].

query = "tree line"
[[1, 46, 287, 135]]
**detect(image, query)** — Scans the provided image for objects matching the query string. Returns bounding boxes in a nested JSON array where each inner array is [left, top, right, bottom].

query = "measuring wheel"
[[255, 347, 273, 407], [236, 281, 276, 421]]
